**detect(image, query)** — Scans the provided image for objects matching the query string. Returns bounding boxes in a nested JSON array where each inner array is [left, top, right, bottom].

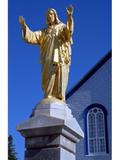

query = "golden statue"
[[19, 5, 74, 101]]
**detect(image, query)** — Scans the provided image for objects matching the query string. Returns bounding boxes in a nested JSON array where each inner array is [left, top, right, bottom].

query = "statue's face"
[[47, 10, 55, 24]]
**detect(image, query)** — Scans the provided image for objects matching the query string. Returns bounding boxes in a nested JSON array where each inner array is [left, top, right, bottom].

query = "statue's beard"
[[48, 19, 56, 26]]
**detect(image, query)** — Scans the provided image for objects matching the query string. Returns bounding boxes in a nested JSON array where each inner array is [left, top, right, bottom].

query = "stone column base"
[[25, 147, 75, 160], [17, 98, 84, 160]]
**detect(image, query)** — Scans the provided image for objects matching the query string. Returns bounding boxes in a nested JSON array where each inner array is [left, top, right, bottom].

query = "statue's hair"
[[46, 8, 61, 26]]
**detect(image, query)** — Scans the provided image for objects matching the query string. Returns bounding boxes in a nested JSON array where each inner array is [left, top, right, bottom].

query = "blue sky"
[[9, 0, 111, 159]]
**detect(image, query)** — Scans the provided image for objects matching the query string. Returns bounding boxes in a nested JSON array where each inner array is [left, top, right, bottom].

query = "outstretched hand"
[[66, 5, 74, 15], [19, 16, 26, 27]]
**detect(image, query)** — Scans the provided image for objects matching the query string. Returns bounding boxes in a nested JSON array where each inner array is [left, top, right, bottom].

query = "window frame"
[[83, 104, 109, 155], [87, 107, 106, 155]]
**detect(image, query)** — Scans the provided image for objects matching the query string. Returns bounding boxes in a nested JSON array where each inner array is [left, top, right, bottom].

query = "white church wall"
[[67, 58, 111, 160]]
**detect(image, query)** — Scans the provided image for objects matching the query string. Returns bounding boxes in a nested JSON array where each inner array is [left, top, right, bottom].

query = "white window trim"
[[87, 107, 106, 155]]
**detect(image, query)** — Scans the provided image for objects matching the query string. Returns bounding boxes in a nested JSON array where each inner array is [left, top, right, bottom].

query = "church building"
[[66, 51, 112, 160]]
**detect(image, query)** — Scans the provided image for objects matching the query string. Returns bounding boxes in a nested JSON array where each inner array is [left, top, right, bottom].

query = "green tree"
[[8, 135, 18, 160]]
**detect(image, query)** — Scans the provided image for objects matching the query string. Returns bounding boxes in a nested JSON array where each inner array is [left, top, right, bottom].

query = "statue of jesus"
[[19, 5, 74, 101]]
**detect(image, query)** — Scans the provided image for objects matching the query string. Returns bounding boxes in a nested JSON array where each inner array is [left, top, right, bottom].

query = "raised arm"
[[65, 5, 74, 45], [19, 16, 42, 45], [66, 5, 74, 36]]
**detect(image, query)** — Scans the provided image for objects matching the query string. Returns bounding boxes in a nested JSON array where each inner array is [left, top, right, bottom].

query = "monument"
[[17, 5, 84, 160]]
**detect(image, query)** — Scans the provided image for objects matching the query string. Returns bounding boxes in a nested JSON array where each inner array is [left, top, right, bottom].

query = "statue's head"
[[46, 8, 60, 26]]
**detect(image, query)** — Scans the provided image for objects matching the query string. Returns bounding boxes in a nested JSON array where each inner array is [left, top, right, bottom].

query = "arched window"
[[87, 107, 106, 154], [83, 104, 108, 155]]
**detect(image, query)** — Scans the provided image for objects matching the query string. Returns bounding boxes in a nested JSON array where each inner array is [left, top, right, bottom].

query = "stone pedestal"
[[17, 98, 84, 160]]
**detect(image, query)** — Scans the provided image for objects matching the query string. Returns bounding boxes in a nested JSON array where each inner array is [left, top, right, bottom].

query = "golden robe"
[[23, 22, 72, 100]]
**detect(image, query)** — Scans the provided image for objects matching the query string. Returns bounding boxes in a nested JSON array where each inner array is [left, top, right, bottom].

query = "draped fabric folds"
[[23, 22, 72, 100]]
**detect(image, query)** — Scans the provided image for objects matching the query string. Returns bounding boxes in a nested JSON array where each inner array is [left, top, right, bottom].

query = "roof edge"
[[66, 50, 112, 99]]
